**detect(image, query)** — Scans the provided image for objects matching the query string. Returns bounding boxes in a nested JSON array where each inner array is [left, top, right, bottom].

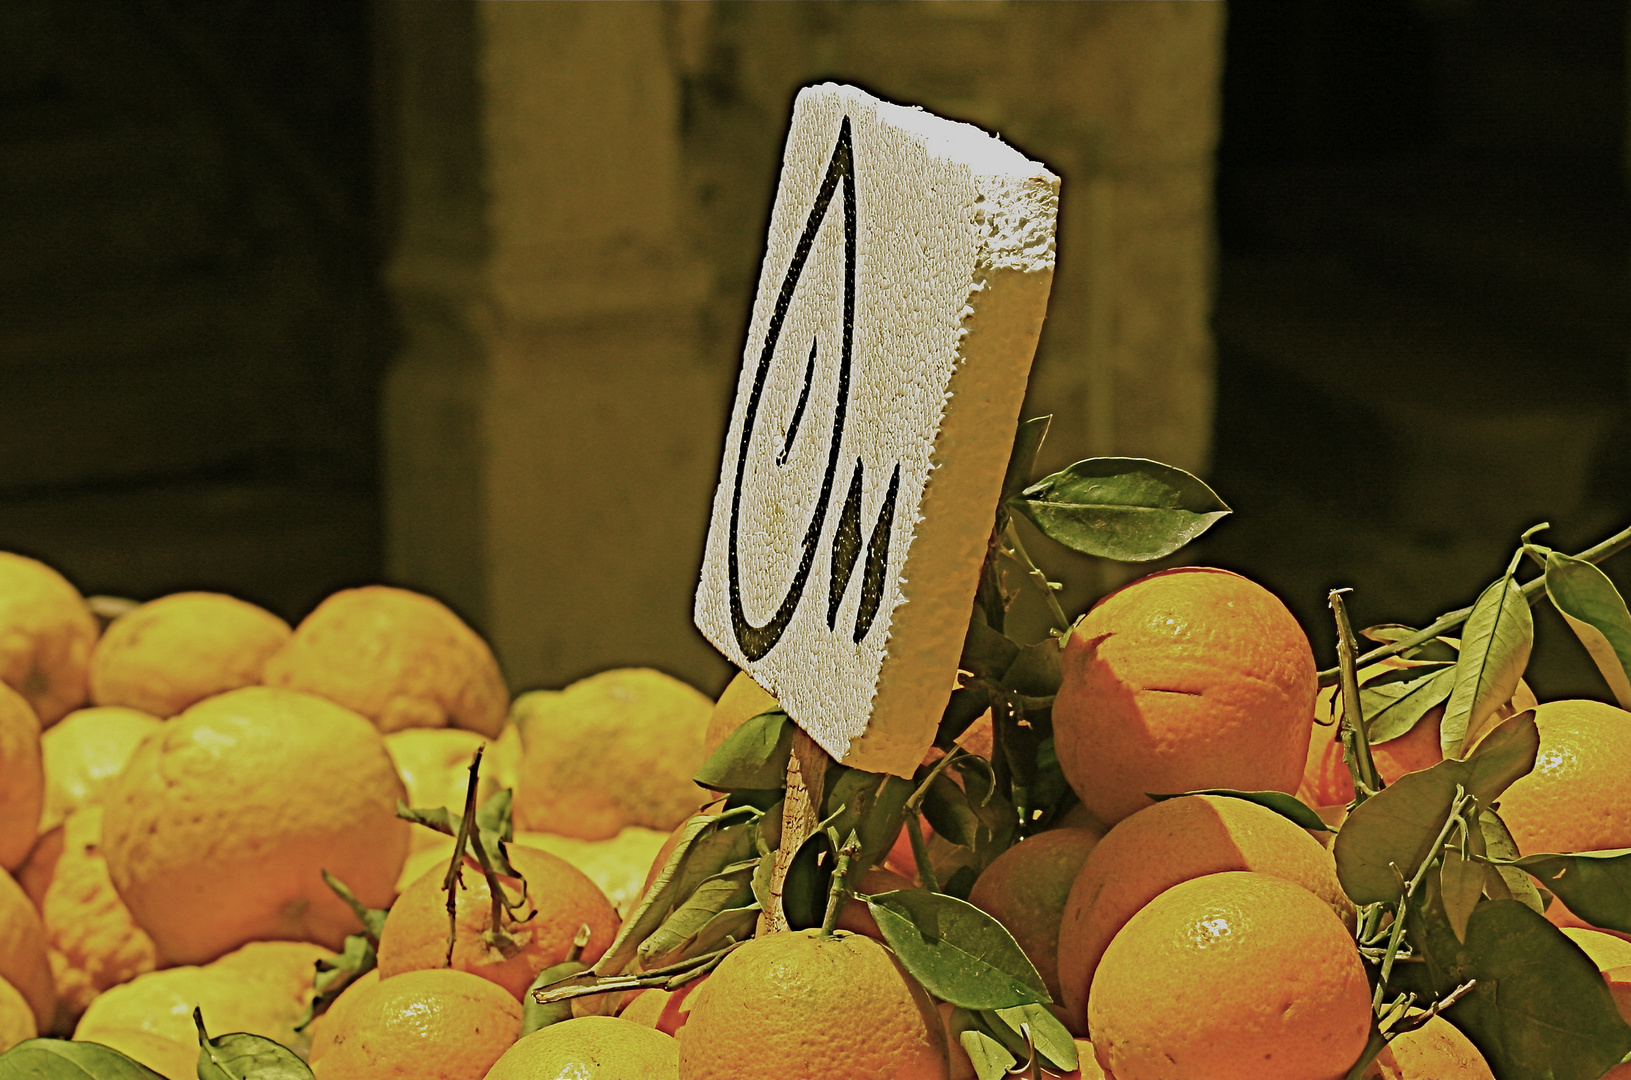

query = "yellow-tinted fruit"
[[1366, 1015, 1494, 1079], [38, 706, 160, 833], [0, 976, 35, 1053], [0, 552, 97, 727], [485, 1016, 680, 1079], [0, 867, 55, 1032], [703, 671, 778, 757], [263, 586, 507, 736], [967, 829, 1099, 1003], [310, 968, 522, 1080], [76, 1027, 196, 1080], [512, 669, 713, 841], [101, 686, 409, 964], [0, 684, 43, 872]]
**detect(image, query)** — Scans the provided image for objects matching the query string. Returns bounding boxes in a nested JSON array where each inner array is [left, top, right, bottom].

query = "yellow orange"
[[100, 686, 409, 964], [1088, 871, 1371, 1080], [703, 671, 778, 758], [38, 706, 160, 833], [263, 585, 507, 735], [89, 592, 290, 718], [0, 867, 55, 1032], [0, 683, 42, 872], [485, 1015, 680, 1079], [0, 976, 34, 1052], [1054, 568, 1317, 826], [0, 552, 97, 727], [376, 844, 620, 1000], [967, 829, 1099, 1003], [1366, 1015, 1493, 1079], [677, 929, 948, 1080], [306, 967, 379, 1065], [1056, 794, 1352, 1031], [310, 967, 522, 1080], [512, 669, 713, 841], [620, 980, 703, 1038]]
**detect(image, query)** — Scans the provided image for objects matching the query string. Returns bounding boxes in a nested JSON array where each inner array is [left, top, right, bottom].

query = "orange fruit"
[[307, 967, 379, 1065], [834, 866, 917, 940], [0, 867, 55, 1032], [1366, 1015, 1493, 1079], [1056, 793, 1352, 1032], [620, 979, 703, 1038], [677, 928, 948, 1080], [396, 827, 665, 910], [263, 585, 507, 736], [1053, 568, 1317, 827], [485, 1015, 680, 1079], [967, 829, 1099, 1003], [38, 706, 160, 833], [88, 592, 290, 718], [511, 669, 713, 841], [0, 683, 43, 872], [100, 686, 410, 964], [0, 552, 97, 727], [19, 805, 158, 1023], [0, 976, 35, 1052], [376, 844, 620, 1000], [1089, 871, 1371, 1080], [703, 670, 779, 758], [310, 967, 522, 1080]]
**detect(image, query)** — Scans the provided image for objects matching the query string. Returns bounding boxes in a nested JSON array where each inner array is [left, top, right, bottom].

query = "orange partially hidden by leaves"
[[835, 866, 917, 941], [263, 585, 507, 736], [0, 865, 56, 1032], [89, 592, 290, 718], [1089, 871, 1371, 1080], [376, 844, 620, 1001], [486, 1015, 680, 1079], [100, 686, 409, 964], [511, 669, 714, 841], [310, 967, 522, 1080], [677, 929, 948, 1080], [1053, 568, 1317, 828], [967, 828, 1099, 1003], [620, 979, 703, 1038], [0, 683, 43, 873], [703, 670, 779, 758], [1365, 1015, 1494, 1079], [1056, 794, 1352, 1033], [0, 552, 97, 728]]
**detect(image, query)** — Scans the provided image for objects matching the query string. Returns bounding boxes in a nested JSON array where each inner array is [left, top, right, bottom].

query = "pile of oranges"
[[0, 549, 1628, 1080]]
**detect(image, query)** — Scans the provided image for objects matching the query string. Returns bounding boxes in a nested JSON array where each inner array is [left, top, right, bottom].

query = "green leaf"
[[394, 798, 519, 880], [1359, 663, 1455, 744], [960, 618, 1020, 682], [922, 774, 981, 851], [990, 1004, 1079, 1072], [637, 861, 757, 967], [295, 932, 376, 1030], [475, 788, 515, 844], [1476, 809, 1546, 915], [1000, 416, 1052, 504], [0, 1039, 168, 1079], [865, 889, 1049, 1009], [1441, 574, 1533, 758], [1498, 849, 1631, 935], [320, 871, 388, 942], [1410, 900, 1631, 1080], [958, 1030, 1017, 1080], [1006, 457, 1230, 562], [1334, 712, 1538, 904], [693, 710, 793, 791], [521, 960, 588, 1035], [821, 769, 912, 871], [1148, 789, 1333, 833], [1440, 844, 1482, 943], [194, 1009, 313, 1080], [1545, 552, 1631, 709], [999, 640, 1062, 698]]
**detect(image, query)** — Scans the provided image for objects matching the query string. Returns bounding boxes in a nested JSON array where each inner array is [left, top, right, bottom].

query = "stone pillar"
[[377, 0, 1225, 692]]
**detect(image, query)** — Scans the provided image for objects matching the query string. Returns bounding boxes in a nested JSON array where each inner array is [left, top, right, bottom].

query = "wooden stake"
[[758, 726, 831, 934]]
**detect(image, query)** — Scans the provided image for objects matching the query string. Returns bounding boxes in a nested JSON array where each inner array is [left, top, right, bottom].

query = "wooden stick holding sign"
[[693, 83, 1058, 927]]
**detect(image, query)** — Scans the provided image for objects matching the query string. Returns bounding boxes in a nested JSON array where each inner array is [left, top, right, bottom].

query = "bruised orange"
[[1053, 568, 1317, 827], [677, 928, 947, 1080], [1088, 871, 1371, 1080], [375, 844, 620, 1000], [1056, 794, 1351, 1032], [263, 586, 507, 736], [0, 553, 97, 727]]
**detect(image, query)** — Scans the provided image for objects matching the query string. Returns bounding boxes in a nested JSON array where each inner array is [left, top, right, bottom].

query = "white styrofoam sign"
[[695, 83, 1058, 778]]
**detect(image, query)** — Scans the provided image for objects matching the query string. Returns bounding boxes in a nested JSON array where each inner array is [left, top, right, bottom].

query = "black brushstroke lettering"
[[776, 337, 819, 467], [854, 462, 901, 643], [827, 458, 865, 629]]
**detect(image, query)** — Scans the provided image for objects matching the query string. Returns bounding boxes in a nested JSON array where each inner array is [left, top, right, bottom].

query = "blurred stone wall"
[[375, 1, 1226, 695]]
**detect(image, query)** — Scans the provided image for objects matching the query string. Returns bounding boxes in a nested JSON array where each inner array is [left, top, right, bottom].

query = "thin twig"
[[1002, 520, 1073, 634], [442, 748, 484, 967], [1317, 521, 1631, 686], [1331, 589, 1383, 804], [1373, 787, 1470, 1010]]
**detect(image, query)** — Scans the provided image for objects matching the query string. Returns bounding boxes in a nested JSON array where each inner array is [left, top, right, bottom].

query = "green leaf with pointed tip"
[[637, 861, 757, 968], [694, 710, 793, 791], [521, 960, 587, 1035], [1000, 416, 1052, 504], [320, 871, 387, 942], [1148, 789, 1333, 833], [1335, 712, 1538, 904], [959, 1030, 1017, 1080], [960, 618, 1020, 682], [1440, 844, 1483, 943], [194, 1009, 313, 1080], [0, 1039, 168, 1079], [990, 1004, 1079, 1072], [1358, 663, 1455, 744], [821, 768, 912, 871], [296, 932, 376, 1030], [475, 789, 514, 844], [1495, 849, 1631, 935], [999, 640, 1062, 698], [394, 800, 518, 879], [1407, 899, 1631, 1080], [1441, 574, 1533, 758], [1545, 552, 1631, 709], [866, 889, 1049, 1009], [1476, 808, 1546, 915], [1006, 457, 1231, 562]]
